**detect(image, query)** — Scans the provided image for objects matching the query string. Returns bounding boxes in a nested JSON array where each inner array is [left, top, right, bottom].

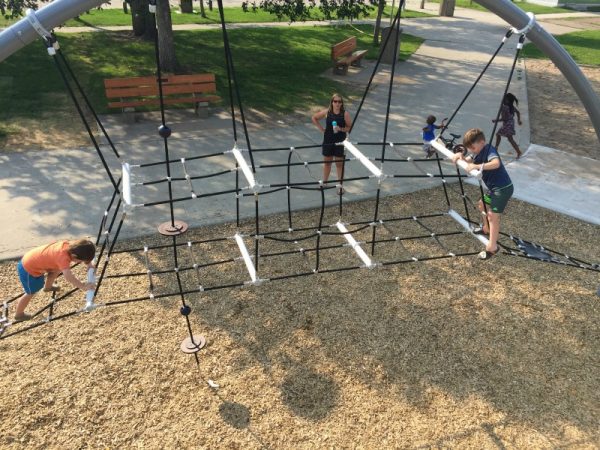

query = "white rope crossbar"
[[336, 221, 377, 269], [231, 146, 258, 191], [343, 141, 384, 180], [84, 267, 96, 312], [122, 162, 133, 206], [234, 233, 257, 283], [448, 209, 489, 246], [428, 140, 482, 178]]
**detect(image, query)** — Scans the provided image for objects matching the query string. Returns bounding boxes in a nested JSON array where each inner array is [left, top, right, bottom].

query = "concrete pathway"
[[0, 3, 598, 260]]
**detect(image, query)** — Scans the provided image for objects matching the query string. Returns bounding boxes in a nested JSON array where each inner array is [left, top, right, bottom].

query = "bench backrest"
[[331, 37, 357, 61], [104, 73, 217, 99]]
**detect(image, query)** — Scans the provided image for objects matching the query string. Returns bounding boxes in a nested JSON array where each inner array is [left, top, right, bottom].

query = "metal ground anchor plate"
[[158, 220, 189, 236], [180, 335, 206, 354]]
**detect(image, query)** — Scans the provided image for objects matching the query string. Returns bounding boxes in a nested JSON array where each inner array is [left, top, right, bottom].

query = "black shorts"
[[483, 184, 514, 213], [322, 144, 345, 157]]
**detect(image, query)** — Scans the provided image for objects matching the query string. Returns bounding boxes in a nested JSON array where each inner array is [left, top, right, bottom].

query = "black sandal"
[[472, 226, 488, 236], [478, 248, 498, 260]]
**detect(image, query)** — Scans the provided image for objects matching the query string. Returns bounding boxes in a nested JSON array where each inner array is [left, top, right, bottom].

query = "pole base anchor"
[[158, 220, 189, 236], [180, 335, 206, 354]]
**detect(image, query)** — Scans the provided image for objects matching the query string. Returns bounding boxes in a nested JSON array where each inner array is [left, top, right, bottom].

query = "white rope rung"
[[428, 140, 482, 178], [234, 233, 257, 283], [336, 221, 377, 269], [122, 162, 133, 206], [84, 266, 96, 312], [343, 141, 383, 179], [448, 209, 489, 246], [231, 146, 257, 190]]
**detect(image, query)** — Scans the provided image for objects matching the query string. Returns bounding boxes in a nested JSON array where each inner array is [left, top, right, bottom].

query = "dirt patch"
[[0, 185, 598, 448], [526, 59, 600, 160]]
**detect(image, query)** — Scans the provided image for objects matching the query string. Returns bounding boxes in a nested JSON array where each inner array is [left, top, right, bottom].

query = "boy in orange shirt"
[[14, 239, 96, 322]]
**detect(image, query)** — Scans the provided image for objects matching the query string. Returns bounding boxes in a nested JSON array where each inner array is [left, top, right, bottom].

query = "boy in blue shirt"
[[422, 115, 447, 158], [451, 128, 514, 259]]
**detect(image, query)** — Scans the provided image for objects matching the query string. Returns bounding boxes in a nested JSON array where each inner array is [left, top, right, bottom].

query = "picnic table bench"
[[331, 37, 368, 75], [104, 73, 220, 120]]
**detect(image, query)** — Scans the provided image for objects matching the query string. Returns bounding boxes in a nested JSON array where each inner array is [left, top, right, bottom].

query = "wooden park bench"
[[104, 73, 221, 121], [331, 37, 368, 75]]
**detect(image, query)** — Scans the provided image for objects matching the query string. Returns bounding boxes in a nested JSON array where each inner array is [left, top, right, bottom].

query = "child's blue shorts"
[[17, 260, 44, 295]]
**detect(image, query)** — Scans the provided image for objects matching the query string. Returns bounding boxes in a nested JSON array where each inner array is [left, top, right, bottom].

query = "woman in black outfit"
[[311, 93, 353, 194]]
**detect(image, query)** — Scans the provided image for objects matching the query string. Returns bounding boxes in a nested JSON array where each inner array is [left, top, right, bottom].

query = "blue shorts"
[[17, 260, 45, 295]]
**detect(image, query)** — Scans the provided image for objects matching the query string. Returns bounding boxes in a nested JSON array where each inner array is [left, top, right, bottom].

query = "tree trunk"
[[373, 0, 385, 45], [439, 0, 456, 17], [199, 0, 206, 17], [180, 0, 193, 13], [420, 0, 425, 9], [130, 0, 148, 36], [123, 1, 129, 13], [156, 0, 179, 73]]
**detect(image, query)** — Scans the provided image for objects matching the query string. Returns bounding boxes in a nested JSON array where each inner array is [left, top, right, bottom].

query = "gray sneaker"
[[13, 313, 33, 323]]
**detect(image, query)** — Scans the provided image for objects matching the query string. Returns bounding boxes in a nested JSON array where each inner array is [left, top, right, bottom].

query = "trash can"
[[380, 26, 403, 65]]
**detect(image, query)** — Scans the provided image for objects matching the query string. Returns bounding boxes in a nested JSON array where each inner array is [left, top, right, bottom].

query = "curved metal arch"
[[475, 0, 600, 146], [0, 0, 599, 144]]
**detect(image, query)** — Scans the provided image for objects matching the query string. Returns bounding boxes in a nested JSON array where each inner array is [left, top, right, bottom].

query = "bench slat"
[[106, 82, 217, 99], [331, 37, 357, 61], [104, 73, 219, 113], [108, 95, 221, 109], [104, 73, 215, 89]]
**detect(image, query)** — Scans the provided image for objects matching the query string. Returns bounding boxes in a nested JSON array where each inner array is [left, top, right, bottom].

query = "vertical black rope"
[[254, 194, 260, 272], [151, 2, 177, 228], [56, 48, 120, 159], [315, 187, 326, 272], [95, 181, 121, 245], [47, 41, 119, 191], [95, 198, 122, 267], [351, 5, 403, 132], [287, 150, 293, 229], [487, 34, 525, 148], [235, 163, 241, 227], [172, 234, 201, 366], [433, 153, 451, 207], [456, 165, 471, 224], [338, 155, 345, 217], [216, 0, 256, 172], [441, 29, 514, 135], [480, 34, 525, 227], [217, 0, 238, 143], [370, 0, 404, 256], [94, 213, 126, 295]]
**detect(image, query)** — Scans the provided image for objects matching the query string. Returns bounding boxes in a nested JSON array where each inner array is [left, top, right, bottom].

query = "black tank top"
[[323, 111, 346, 147]]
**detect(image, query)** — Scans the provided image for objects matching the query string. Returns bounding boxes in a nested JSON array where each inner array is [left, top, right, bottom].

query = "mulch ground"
[[526, 59, 600, 160], [0, 181, 598, 449]]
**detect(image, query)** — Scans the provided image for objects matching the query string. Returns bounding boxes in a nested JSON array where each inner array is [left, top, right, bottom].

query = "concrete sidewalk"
[[0, 4, 598, 260]]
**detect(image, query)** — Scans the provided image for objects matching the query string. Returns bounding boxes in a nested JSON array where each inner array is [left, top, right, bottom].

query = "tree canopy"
[[0, 0, 40, 19], [242, 0, 378, 21]]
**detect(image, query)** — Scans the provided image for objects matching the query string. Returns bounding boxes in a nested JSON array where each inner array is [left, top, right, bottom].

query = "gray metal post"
[[476, 0, 600, 146], [0, 0, 104, 62]]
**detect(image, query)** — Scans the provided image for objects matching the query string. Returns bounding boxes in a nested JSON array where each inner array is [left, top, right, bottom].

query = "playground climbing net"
[[1, 1, 598, 352]]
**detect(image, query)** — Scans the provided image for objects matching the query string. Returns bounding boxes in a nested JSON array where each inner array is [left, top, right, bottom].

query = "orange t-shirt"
[[22, 241, 73, 277]]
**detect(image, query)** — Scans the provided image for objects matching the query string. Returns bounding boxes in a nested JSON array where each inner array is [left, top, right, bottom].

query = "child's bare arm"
[[62, 268, 96, 291]]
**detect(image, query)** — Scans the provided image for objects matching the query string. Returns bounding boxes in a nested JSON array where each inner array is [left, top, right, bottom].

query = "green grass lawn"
[[0, 5, 431, 28], [425, 0, 573, 14], [0, 25, 423, 128], [522, 29, 600, 67]]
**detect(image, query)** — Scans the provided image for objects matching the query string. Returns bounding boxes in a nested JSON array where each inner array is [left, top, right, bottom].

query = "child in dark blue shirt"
[[451, 128, 513, 259], [422, 115, 447, 158]]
